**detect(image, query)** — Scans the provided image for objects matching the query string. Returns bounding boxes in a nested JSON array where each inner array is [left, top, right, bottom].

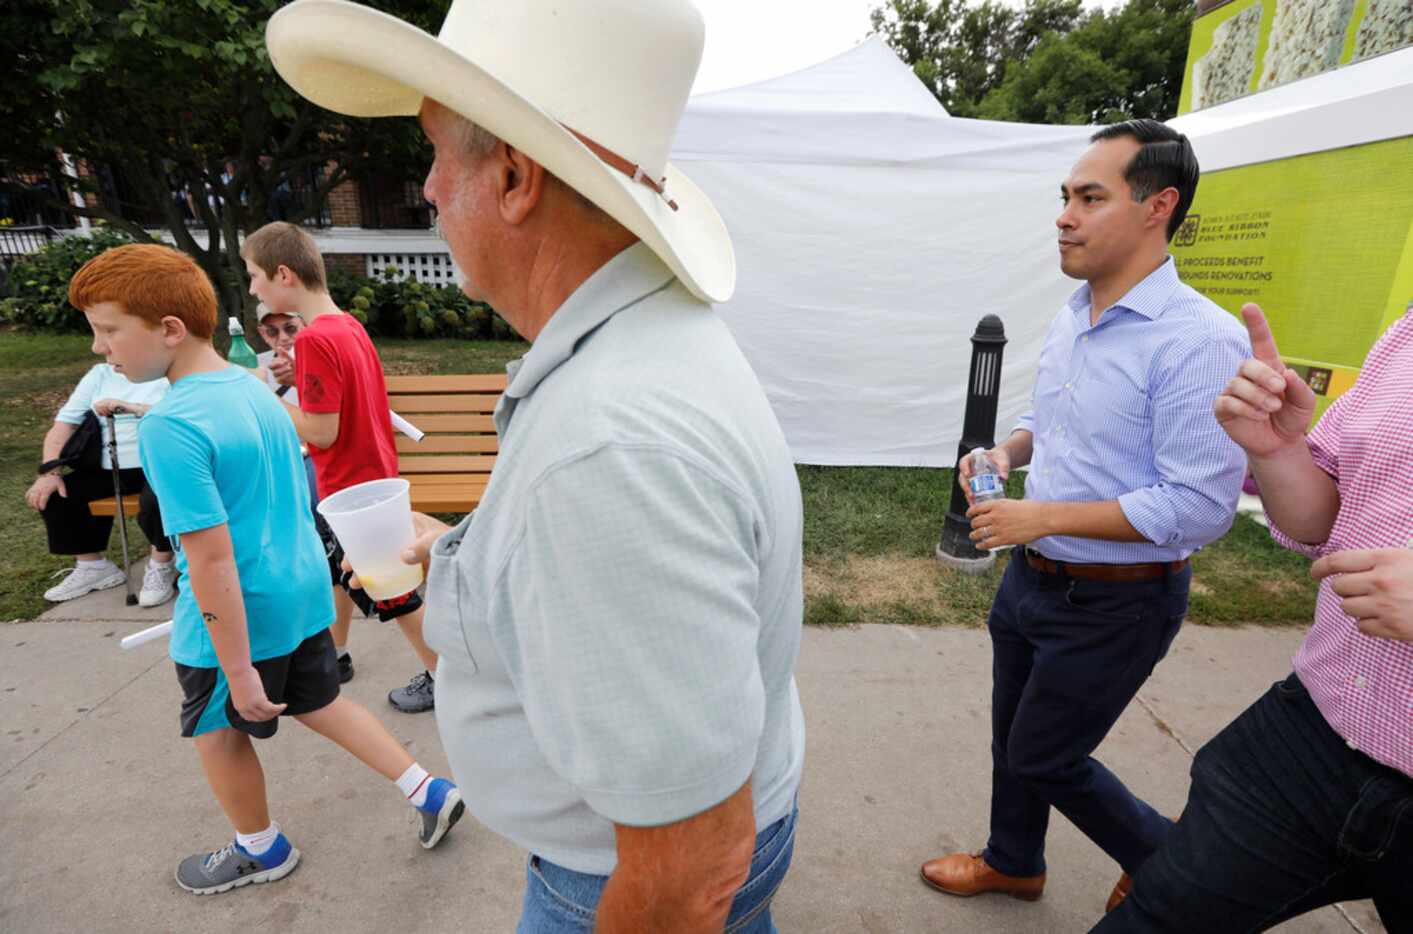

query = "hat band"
[[564, 127, 679, 212]]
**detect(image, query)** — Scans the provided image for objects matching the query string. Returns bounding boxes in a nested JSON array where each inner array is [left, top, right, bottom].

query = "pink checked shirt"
[[1268, 309, 1413, 778]]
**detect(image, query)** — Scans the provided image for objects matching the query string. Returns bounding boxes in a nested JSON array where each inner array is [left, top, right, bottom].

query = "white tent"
[[675, 38, 1094, 467]]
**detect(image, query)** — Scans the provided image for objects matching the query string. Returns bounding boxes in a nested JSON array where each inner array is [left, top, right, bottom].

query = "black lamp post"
[[937, 314, 1008, 572]]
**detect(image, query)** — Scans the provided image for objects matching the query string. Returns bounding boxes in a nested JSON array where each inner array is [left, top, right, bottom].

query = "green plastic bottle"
[[226, 316, 259, 369]]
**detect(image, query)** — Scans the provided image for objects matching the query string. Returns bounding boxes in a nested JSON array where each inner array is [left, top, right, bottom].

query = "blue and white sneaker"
[[175, 834, 300, 895], [416, 778, 465, 849]]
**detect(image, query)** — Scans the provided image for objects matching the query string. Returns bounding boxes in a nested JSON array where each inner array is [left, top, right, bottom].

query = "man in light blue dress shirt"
[[921, 120, 1250, 914]]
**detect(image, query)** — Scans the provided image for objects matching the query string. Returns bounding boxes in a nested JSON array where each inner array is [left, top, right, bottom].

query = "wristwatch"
[[37, 459, 65, 476]]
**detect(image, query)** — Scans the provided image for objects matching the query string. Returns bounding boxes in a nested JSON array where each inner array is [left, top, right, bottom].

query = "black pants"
[[39, 466, 170, 556], [1091, 673, 1413, 933], [982, 552, 1190, 878]]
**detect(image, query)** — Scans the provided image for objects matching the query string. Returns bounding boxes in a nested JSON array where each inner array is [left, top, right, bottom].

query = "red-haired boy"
[[69, 244, 462, 894]]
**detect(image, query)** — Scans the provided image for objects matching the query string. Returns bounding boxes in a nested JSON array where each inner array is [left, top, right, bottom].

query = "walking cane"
[[106, 410, 139, 606]]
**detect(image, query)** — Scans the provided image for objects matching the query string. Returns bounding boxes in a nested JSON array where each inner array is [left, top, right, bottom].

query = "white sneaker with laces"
[[139, 560, 178, 607], [44, 562, 128, 603]]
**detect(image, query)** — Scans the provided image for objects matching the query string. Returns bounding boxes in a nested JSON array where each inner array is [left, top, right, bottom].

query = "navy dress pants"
[[982, 552, 1190, 878]]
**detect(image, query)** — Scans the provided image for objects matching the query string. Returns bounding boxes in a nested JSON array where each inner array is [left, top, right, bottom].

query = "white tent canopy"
[[675, 38, 1094, 467]]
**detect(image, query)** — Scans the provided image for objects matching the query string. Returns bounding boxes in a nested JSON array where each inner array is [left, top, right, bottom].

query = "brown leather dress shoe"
[[919, 852, 1045, 901], [1105, 872, 1132, 913]]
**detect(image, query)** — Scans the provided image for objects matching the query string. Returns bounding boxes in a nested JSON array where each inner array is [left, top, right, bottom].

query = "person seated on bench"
[[24, 362, 177, 606]]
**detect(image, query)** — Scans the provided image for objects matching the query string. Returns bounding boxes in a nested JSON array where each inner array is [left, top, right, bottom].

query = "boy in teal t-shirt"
[[69, 244, 463, 895]]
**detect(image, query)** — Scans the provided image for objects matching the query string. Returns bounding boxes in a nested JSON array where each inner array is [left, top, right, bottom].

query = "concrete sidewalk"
[[0, 589, 1386, 933]]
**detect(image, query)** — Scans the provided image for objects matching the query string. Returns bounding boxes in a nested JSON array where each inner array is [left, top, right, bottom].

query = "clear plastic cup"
[[315, 478, 423, 601]]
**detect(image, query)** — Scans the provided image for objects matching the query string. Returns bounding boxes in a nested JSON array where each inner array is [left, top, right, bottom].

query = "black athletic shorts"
[[175, 630, 340, 738], [313, 509, 424, 622]]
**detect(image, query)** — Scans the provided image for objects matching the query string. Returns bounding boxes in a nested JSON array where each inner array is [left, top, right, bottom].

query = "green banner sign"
[[1171, 136, 1413, 413], [1179, 0, 1413, 115]]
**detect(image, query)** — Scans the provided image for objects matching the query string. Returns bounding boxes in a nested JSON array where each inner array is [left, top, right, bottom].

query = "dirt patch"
[[1258, 577, 1302, 597], [1190, 578, 1214, 597], [804, 552, 1000, 627], [5, 389, 69, 413], [806, 555, 941, 605]]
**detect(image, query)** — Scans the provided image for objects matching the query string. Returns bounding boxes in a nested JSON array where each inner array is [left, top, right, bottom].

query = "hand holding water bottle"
[[963, 447, 1051, 551], [958, 446, 1011, 507]]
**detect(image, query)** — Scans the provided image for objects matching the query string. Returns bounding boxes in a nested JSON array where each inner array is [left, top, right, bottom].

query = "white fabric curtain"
[[676, 39, 1093, 466]]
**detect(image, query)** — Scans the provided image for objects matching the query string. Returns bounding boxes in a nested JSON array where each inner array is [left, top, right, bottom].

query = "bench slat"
[[388, 393, 499, 414], [398, 455, 497, 474], [385, 374, 508, 393], [396, 435, 499, 454], [407, 414, 496, 433]]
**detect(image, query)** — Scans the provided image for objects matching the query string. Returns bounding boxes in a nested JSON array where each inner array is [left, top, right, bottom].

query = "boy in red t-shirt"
[[242, 222, 438, 713]]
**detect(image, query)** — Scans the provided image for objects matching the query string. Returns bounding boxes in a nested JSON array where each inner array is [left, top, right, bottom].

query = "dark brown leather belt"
[[1025, 549, 1188, 582]]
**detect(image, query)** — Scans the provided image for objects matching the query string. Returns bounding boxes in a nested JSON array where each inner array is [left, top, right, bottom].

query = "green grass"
[[798, 465, 1317, 627], [377, 338, 528, 376], [1, 331, 1317, 626]]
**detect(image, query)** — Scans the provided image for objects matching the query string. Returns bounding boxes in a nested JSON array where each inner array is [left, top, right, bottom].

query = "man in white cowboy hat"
[[267, 1, 806, 929]]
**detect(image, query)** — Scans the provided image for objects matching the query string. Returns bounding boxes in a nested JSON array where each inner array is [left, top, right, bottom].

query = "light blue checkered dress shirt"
[[1015, 257, 1251, 563]]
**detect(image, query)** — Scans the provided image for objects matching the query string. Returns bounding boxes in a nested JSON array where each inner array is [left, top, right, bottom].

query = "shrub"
[[0, 229, 141, 331], [326, 263, 516, 340]]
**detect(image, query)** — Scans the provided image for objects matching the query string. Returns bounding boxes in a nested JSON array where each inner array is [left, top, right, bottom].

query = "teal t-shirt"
[[138, 366, 332, 668]]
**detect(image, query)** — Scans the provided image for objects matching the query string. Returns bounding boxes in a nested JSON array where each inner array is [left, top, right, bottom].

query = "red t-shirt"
[[294, 312, 399, 499]]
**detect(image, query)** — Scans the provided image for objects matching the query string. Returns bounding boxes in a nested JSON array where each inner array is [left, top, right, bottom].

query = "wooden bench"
[[386, 373, 505, 513], [89, 372, 507, 517]]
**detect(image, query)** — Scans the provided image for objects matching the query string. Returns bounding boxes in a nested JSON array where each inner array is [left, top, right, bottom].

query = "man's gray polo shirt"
[[422, 242, 806, 875]]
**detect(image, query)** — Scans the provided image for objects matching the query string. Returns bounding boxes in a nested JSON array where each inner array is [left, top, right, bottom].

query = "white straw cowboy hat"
[[265, 0, 735, 303]]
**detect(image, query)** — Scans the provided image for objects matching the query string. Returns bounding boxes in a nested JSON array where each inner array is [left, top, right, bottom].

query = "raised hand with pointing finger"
[[1213, 303, 1317, 456]]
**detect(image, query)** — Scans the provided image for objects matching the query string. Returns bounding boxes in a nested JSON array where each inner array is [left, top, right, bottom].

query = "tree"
[[0, 0, 445, 323], [870, 0, 1084, 116], [977, 0, 1195, 124], [870, 0, 1193, 124]]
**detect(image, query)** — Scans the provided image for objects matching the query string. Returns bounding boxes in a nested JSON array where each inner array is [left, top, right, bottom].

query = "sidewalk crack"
[[1134, 692, 1375, 934], [1134, 691, 1195, 758], [0, 653, 167, 783]]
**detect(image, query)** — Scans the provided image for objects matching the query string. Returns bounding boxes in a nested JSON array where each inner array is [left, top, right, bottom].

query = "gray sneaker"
[[416, 778, 465, 849], [389, 670, 435, 713], [175, 835, 300, 895]]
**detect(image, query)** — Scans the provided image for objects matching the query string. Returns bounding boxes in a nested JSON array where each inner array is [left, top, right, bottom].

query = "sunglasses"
[[260, 322, 302, 340]]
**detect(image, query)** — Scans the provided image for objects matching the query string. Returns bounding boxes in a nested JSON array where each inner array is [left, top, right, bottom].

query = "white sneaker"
[[44, 562, 128, 603], [139, 560, 179, 607]]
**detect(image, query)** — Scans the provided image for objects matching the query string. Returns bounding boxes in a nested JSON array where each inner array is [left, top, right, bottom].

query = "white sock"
[[236, 822, 280, 856], [396, 763, 431, 807], [334, 643, 348, 658], [76, 558, 111, 570]]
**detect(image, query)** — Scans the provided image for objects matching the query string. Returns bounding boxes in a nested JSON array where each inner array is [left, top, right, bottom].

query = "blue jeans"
[[517, 806, 798, 933], [1092, 674, 1413, 933], [983, 553, 1189, 877]]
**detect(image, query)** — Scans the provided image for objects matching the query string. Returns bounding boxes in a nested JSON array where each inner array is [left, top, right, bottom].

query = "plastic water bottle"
[[967, 447, 1006, 503], [226, 316, 259, 369], [967, 447, 1011, 552]]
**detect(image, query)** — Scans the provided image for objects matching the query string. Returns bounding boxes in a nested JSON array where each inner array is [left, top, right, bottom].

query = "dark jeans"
[[1092, 673, 1413, 933], [39, 466, 170, 555], [983, 553, 1189, 878]]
